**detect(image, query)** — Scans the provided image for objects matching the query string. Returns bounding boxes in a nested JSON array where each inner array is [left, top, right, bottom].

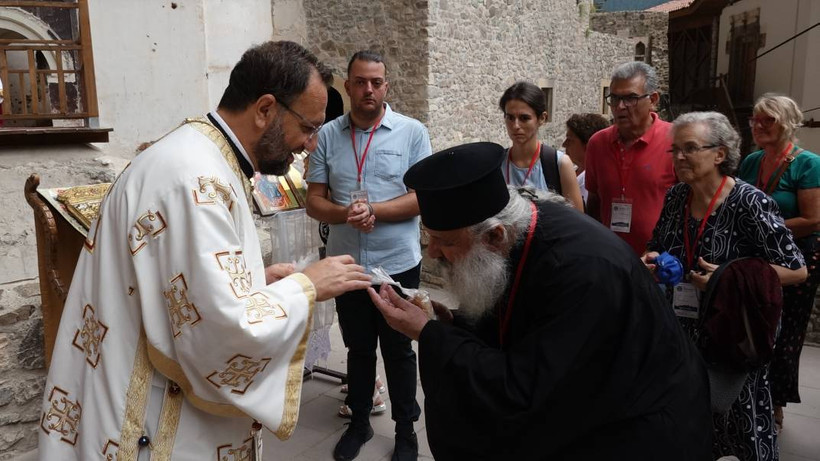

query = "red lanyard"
[[505, 142, 541, 186], [499, 201, 538, 346], [351, 115, 383, 185], [756, 142, 794, 194], [683, 175, 728, 270]]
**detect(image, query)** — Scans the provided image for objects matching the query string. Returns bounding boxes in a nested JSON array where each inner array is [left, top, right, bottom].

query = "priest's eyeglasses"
[[667, 144, 719, 156], [278, 99, 322, 141], [605, 93, 650, 107]]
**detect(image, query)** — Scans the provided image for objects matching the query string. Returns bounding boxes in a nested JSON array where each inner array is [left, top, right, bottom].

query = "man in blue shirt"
[[306, 50, 432, 461]]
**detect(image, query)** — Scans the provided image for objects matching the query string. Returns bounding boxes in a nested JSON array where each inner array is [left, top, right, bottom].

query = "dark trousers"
[[336, 263, 422, 431]]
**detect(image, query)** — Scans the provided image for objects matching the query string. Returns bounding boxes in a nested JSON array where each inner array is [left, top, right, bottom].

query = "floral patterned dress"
[[647, 179, 805, 461]]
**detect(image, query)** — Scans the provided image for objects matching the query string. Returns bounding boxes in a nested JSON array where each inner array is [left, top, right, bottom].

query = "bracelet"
[[366, 203, 375, 219]]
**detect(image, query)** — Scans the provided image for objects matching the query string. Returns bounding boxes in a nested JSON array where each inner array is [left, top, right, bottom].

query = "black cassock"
[[418, 200, 712, 460]]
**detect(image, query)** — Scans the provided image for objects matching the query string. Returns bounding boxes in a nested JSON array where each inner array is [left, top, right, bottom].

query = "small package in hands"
[[371, 266, 434, 319]]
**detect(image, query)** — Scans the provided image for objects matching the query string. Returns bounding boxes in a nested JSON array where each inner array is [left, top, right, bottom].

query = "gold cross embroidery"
[[193, 176, 235, 211], [40, 387, 82, 445], [71, 304, 108, 368], [206, 354, 271, 395], [244, 293, 287, 324], [215, 251, 253, 298], [102, 440, 119, 460], [163, 274, 202, 337], [217, 438, 253, 461], [128, 209, 167, 256]]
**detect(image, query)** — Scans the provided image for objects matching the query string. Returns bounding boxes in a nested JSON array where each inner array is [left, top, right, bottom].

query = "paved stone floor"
[[16, 323, 820, 460], [779, 344, 820, 461], [272, 328, 820, 461]]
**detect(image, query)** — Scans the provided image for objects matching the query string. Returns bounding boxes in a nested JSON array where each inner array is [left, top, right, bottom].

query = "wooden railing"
[[0, 0, 98, 122]]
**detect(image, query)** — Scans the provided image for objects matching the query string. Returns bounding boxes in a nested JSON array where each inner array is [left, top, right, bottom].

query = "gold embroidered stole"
[[182, 117, 254, 209]]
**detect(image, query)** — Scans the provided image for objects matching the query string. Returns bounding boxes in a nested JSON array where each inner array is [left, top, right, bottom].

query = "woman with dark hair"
[[643, 111, 806, 460], [562, 113, 610, 205], [499, 81, 583, 210], [738, 94, 820, 431]]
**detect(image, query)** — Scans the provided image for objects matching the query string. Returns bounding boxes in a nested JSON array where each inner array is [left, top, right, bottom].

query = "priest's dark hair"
[[218, 41, 333, 111], [347, 50, 387, 76], [499, 81, 547, 117]]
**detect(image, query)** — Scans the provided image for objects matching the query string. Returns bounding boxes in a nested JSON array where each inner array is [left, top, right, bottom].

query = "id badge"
[[610, 198, 633, 233], [350, 189, 369, 204], [672, 282, 701, 319]]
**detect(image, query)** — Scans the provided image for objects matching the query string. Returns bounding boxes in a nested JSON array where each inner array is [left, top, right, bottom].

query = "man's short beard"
[[254, 117, 294, 176], [439, 242, 510, 323]]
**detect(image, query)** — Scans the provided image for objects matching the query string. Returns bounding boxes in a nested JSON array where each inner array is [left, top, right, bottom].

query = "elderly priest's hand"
[[368, 284, 430, 340]]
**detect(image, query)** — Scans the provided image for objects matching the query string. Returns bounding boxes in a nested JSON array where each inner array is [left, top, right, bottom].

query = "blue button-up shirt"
[[307, 103, 432, 275]]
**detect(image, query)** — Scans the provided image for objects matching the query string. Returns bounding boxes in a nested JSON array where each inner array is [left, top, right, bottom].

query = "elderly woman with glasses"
[[738, 94, 820, 431], [642, 112, 807, 460]]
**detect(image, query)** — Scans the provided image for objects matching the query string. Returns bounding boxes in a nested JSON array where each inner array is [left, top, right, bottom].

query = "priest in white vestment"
[[38, 41, 370, 461]]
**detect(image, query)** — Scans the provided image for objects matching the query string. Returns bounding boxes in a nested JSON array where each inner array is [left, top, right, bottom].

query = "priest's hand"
[[302, 255, 372, 301], [689, 257, 718, 291], [368, 284, 429, 340], [265, 263, 295, 284]]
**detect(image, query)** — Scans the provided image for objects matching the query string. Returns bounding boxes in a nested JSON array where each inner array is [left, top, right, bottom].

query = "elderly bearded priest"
[[368, 143, 712, 460]]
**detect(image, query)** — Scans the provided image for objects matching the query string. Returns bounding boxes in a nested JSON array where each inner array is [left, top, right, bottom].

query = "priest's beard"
[[254, 117, 294, 176], [439, 242, 510, 323]]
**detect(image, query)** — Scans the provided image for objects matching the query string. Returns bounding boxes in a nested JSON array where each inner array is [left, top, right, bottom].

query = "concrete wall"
[[716, 0, 820, 154], [427, 0, 633, 151], [302, 0, 430, 124], [0, 2, 273, 457]]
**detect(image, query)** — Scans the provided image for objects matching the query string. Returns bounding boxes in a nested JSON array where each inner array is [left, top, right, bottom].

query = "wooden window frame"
[[0, 0, 110, 144]]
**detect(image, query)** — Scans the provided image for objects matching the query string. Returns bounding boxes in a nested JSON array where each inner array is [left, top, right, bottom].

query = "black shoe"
[[333, 422, 374, 461], [391, 432, 418, 461]]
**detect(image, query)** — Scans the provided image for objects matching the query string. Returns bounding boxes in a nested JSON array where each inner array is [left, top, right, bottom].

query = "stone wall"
[[303, 0, 430, 123], [589, 10, 670, 94], [0, 281, 45, 457], [0, 149, 124, 458], [426, 0, 633, 152]]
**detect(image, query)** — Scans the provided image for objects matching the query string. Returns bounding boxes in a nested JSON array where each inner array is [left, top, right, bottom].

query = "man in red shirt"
[[586, 62, 675, 255]]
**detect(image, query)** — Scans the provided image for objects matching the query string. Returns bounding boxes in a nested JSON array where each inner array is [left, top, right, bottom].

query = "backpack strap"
[[539, 144, 562, 195]]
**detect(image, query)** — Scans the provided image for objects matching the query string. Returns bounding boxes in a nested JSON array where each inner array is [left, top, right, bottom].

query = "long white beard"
[[439, 243, 510, 323]]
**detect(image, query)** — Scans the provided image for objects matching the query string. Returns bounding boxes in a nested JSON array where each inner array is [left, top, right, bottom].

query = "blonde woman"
[[738, 94, 820, 431]]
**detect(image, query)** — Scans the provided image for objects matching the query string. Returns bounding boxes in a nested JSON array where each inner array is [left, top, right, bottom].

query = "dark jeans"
[[336, 263, 422, 430]]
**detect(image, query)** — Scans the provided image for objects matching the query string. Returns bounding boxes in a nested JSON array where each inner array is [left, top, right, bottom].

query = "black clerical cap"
[[404, 142, 509, 231]]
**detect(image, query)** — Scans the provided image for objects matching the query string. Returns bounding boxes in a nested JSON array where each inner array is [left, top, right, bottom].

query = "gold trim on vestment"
[[286, 273, 316, 307], [146, 343, 249, 418], [118, 329, 153, 461], [183, 118, 254, 207], [150, 383, 184, 461], [274, 273, 316, 440]]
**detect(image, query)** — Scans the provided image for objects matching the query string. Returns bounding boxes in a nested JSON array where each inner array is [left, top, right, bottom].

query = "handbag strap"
[[763, 147, 804, 195]]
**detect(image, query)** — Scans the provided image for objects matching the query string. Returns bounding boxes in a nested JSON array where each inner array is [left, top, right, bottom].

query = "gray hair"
[[672, 111, 741, 176], [468, 186, 567, 245], [611, 61, 659, 94], [753, 93, 803, 144]]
